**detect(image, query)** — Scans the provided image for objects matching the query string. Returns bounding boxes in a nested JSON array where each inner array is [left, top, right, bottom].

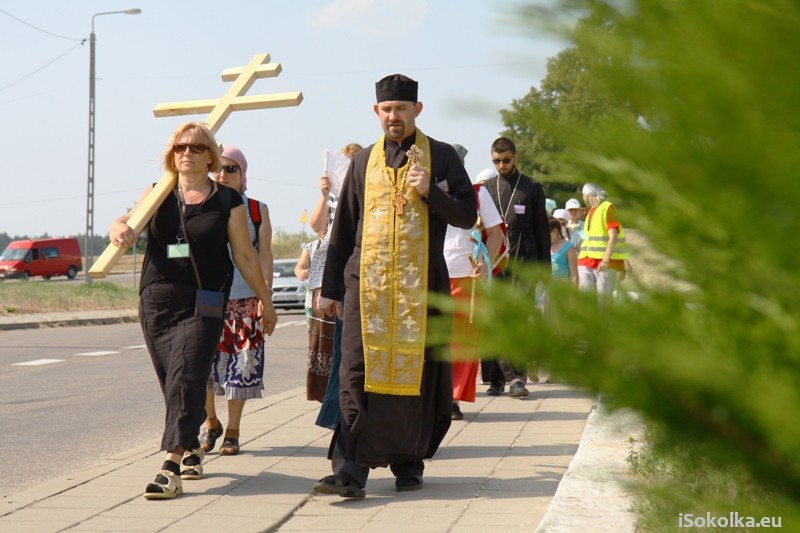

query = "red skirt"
[[450, 277, 480, 402]]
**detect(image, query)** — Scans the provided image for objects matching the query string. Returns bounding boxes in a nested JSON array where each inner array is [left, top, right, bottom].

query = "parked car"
[[0, 238, 83, 281], [271, 258, 307, 310]]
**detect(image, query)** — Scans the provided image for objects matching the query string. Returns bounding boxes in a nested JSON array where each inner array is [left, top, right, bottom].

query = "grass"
[[626, 427, 793, 532], [0, 252, 141, 315]]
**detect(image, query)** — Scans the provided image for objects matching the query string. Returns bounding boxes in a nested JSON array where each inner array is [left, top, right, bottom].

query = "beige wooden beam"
[[89, 52, 303, 278], [152, 91, 303, 118]]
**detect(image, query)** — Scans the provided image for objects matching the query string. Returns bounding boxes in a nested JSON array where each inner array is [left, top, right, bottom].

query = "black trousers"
[[140, 281, 223, 452], [481, 359, 528, 385], [331, 421, 424, 488]]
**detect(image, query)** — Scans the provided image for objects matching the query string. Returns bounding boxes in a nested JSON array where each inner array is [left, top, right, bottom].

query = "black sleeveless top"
[[140, 184, 243, 294]]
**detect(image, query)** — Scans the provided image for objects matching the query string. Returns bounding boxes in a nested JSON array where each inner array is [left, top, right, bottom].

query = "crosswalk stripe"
[[75, 351, 119, 357]]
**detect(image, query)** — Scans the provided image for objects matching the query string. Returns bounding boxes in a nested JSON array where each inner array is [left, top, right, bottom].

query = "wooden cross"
[[393, 193, 407, 215], [89, 53, 303, 278]]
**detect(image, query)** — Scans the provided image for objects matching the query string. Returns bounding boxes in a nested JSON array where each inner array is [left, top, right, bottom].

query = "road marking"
[[13, 359, 65, 366], [122, 344, 147, 350], [75, 351, 119, 357]]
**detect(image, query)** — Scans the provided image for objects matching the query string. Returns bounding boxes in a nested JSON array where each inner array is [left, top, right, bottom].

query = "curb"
[[0, 310, 139, 331], [536, 403, 643, 532]]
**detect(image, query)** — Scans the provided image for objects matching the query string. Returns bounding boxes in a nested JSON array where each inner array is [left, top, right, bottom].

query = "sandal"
[[143, 470, 183, 500], [218, 437, 240, 456], [180, 448, 205, 480], [198, 419, 224, 452]]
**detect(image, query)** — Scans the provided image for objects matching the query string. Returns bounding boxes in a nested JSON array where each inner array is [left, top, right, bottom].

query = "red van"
[[0, 238, 83, 281]]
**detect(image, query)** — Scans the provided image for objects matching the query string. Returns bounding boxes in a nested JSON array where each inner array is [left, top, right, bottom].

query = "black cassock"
[[322, 132, 476, 479]]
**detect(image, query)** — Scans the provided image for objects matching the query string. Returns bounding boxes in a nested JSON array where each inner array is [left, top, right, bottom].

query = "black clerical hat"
[[375, 74, 418, 103]]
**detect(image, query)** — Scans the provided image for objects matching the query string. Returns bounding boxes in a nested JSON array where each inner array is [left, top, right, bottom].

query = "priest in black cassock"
[[314, 74, 477, 498]]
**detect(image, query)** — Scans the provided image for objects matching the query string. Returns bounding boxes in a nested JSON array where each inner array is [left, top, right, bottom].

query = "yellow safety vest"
[[578, 201, 629, 260]]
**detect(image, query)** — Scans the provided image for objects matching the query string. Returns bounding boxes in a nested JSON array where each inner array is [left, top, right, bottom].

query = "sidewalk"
[[0, 312, 641, 532]]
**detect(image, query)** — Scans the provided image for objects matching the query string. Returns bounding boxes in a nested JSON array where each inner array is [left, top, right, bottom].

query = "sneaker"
[[451, 403, 464, 421], [486, 382, 505, 396], [509, 382, 529, 398]]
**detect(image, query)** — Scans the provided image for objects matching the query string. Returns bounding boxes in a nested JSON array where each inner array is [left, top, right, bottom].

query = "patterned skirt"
[[209, 297, 265, 401], [307, 289, 335, 402]]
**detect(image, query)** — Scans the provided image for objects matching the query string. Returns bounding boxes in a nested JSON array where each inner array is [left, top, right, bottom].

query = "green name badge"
[[167, 243, 190, 259]]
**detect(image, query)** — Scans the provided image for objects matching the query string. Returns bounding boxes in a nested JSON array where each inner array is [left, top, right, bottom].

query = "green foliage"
[[477, 0, 800, 516], [272, 228, 311, 259], [500, 13, 626, 189]]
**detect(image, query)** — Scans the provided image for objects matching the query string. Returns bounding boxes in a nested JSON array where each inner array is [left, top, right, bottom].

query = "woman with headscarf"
[[576, 182, 629, 295], [198, 145, 277, 457]]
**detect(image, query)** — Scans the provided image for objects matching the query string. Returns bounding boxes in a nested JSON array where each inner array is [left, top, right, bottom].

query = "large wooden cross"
[[88, 53, 303, 278]]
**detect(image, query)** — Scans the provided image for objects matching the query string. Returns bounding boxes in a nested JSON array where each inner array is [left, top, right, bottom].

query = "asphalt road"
[[0, 310, 308, 498]]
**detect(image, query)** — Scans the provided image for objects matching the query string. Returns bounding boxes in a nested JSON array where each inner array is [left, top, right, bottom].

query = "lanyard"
[[175, 179, 215, 240], [496, 171, 520, 221]]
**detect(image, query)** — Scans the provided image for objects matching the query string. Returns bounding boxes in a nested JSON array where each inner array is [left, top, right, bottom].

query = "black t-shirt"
[[140, 184, 243, 294]]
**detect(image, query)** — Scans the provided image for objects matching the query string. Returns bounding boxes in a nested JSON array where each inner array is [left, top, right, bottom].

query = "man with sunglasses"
[[481, 137, 551, 399]]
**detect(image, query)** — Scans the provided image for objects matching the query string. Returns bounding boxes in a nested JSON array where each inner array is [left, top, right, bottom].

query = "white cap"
[[553, 209, 568, 222], [545, 198, 556, 214], [565, 198, 581, 210], [475, 168, 498, 183]]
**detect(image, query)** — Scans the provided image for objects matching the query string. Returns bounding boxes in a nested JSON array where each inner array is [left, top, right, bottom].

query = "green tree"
[[474, 0, 800, 522], [499, 15, 628, 203]]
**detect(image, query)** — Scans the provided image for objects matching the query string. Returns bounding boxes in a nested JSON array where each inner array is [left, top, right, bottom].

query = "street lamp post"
[[85, 8, 141, 284]]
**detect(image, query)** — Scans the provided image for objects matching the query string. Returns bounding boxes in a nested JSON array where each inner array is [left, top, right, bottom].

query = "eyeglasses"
[[220, 165, 240, 174], [173, 143, 209, 154], [492, 157, 513, 165]]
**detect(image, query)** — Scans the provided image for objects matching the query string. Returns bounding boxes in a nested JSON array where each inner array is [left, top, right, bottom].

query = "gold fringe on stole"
[[359, 131, 431, 395]]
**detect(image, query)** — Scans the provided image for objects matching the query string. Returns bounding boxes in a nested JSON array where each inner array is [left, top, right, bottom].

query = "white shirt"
[[444, 186, 503, 278]]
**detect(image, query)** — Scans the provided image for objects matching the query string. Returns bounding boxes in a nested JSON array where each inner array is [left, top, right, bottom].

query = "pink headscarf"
[[220, 145, 248, 193]]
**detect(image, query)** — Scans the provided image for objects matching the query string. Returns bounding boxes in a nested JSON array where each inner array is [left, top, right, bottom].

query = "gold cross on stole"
[[394, 144, 423, 217]]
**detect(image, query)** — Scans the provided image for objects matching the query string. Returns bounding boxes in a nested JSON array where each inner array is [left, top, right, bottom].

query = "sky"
[[0, 0, 568, 239]]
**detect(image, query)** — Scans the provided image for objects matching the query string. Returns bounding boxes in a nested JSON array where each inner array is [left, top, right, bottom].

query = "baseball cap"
[[553, 209, 569, 222], [565, 198, 581, 210]]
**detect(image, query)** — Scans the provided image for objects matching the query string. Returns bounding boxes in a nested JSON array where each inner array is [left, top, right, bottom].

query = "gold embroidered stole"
[[360, 130, 431, 395]]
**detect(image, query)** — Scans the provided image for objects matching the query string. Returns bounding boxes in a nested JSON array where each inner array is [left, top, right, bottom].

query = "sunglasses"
[[492, 157, 513, 165], [220, 165, 240, 174], [173, 143, 209, 154]]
